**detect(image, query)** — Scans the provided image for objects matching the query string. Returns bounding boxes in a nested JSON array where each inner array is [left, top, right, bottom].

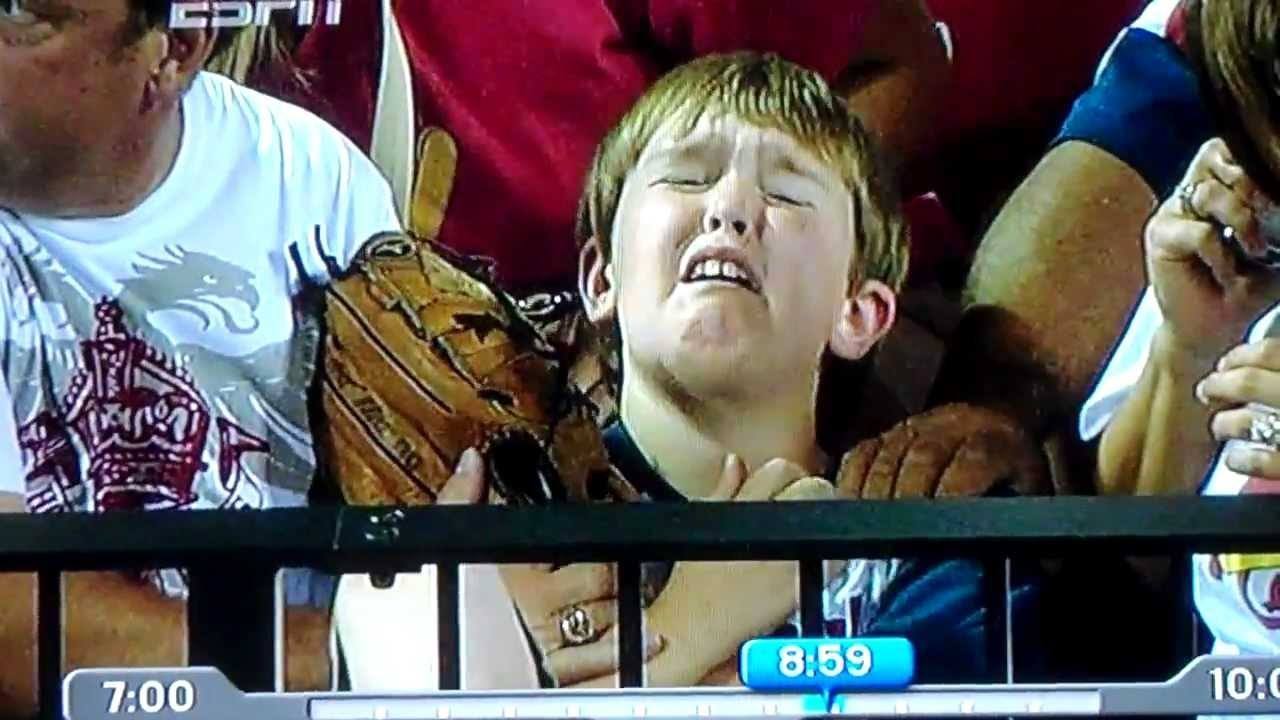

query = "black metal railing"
[[4, 496, 1280, 717]]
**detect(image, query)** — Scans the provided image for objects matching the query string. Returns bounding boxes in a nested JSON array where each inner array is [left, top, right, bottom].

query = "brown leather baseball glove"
[[319, 129, 626, 507]]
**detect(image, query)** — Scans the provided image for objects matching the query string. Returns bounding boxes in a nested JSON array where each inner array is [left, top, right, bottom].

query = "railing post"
[[188, 564, 276, 692], [618, 561, 643, 688], [38, 570, 62, 718], [799, 558, 825, 636], [436, 563, 460, 690], [980, 557, 1011, 683]]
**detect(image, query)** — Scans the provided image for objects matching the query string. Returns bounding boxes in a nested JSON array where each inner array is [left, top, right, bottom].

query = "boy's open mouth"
[[679, 247, 761, 293]]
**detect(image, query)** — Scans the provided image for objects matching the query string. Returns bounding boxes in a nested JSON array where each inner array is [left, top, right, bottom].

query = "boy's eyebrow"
[[642, 141, 713, 169], [768, 153, 828, 186]]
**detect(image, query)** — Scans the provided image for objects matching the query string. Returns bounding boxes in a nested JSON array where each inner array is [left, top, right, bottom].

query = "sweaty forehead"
[[639, 114, 845, 187]]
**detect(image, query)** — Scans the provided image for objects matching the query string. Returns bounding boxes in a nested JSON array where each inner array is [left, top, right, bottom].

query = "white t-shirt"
[[0, 72, 399, 595]]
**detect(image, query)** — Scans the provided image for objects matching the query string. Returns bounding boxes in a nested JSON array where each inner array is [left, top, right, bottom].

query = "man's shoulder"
[[188, 72, 385, 187]]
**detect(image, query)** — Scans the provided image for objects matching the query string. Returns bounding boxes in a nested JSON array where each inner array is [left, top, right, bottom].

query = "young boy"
[[341, 52, 1040, 691], [506, 51, 1040, 688]]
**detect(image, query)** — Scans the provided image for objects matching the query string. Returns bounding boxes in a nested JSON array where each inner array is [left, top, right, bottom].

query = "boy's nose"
[[706, 215, 749, 236]]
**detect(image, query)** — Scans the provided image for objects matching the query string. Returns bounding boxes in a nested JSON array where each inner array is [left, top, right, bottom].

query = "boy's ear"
[[578, 237, 618, 323], [829, 279, 896, 361]]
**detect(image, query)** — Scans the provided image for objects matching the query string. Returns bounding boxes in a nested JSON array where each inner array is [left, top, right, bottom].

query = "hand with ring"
[[1200, 338, 1280, 479], [438, 450, 662, 687], [1147, 138, 1280, 359], [497, 561, 665, 687]]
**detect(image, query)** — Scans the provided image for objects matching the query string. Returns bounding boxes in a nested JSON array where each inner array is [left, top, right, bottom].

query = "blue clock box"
[[739, 637, 915, 693]]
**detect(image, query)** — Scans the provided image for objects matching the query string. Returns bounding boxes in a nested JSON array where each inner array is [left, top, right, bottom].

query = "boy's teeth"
[[686, 257, 755, 289]]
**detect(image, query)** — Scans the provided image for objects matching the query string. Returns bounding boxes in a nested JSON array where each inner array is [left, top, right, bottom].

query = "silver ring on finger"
[[1179, 180, 1205, 219], [1248, 410, 1280, 451], [558, 605, 597, 647]]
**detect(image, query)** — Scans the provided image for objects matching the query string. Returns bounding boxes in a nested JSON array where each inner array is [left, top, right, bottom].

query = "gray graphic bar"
[[64, 656, 1280, 719]]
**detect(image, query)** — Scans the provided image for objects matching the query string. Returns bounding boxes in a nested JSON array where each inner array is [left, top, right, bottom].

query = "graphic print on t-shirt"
[[5, 238, 321, 515], [22, 299, 217, 512]]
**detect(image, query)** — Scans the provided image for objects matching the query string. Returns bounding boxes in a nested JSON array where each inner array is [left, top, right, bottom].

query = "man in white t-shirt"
[[0, 0, 399, 711]]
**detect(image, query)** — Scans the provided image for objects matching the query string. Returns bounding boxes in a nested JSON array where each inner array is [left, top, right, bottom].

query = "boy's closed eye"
[[763, 190, 810, 208], [763, 177, 817, 208], [650, 174, 816, 208], [653, 176, 711, 189]]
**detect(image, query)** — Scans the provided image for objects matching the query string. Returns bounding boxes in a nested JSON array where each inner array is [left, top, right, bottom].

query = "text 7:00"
[[102, 680, 196, 714]]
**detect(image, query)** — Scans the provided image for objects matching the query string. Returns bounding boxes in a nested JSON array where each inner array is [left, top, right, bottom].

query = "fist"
[[1146, 138, 1280, 356], [837, 403, 1050, 499]]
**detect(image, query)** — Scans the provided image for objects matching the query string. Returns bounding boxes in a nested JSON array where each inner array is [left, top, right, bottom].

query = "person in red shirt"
[[286, 0, 1148, 294], [259, 0, 1154, 497], [289, 0, 949, 293]]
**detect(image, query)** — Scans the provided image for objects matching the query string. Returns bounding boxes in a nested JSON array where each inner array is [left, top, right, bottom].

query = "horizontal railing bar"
[[0, 497, 1278, 571]]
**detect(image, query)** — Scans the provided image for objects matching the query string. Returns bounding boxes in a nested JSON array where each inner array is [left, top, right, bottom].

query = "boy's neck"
[[618, 371, 827, 499]]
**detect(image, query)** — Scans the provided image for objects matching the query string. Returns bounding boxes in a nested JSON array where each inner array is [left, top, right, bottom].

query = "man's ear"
[[144, 29, 218, 111], [579, 237, 617, 324], [829, 279, 897, 361]]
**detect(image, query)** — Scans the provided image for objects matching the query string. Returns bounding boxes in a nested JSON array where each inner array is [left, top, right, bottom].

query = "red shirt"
[[295, 0, 879, 291], [295, 0, 1145, 291], [926, 0, 1149, 144]]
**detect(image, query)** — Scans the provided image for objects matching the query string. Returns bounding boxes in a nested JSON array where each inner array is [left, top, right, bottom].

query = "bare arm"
[[929, 142, 1155, 490], [1096, 327, 1219, 496]]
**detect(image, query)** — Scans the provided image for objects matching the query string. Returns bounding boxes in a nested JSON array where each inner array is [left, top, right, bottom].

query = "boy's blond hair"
[[575, 51, 908, 292]]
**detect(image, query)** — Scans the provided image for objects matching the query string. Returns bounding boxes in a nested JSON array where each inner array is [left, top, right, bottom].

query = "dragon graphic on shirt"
[[119, 247, 261, 334], [6, 242, 319, 515]]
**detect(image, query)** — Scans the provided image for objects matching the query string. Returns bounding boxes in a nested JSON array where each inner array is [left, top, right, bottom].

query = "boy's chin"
[[665, 341, 767, 389]]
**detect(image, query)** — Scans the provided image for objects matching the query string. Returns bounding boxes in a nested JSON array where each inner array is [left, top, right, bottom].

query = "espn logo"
[[169, 0, 342, 29]]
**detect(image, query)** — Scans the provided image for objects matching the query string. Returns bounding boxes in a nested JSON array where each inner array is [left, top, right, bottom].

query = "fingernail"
[[1195, 381, 1208, 403], [458, 447, 481, 473], [644, 632, 666, 654], [1226, 448, 1252, 472], [724, 454, 745, 475]]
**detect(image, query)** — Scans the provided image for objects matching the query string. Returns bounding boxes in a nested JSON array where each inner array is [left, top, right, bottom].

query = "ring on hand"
[[558, 605, 596, 647], [1248, 411, 1280, 450], [1179, 180, 1205, 219]]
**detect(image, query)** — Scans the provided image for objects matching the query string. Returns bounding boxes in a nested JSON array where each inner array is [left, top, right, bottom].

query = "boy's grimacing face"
[[586, 113, 893, 398]]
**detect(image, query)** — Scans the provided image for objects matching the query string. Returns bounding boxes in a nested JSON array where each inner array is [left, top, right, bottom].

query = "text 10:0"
[[1209, 666, 1280, 702]]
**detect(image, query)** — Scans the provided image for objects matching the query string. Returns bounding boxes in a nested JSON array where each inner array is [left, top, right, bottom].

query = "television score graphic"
[[62, 656, 1280, 718], [738, 637, 914, 709]]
